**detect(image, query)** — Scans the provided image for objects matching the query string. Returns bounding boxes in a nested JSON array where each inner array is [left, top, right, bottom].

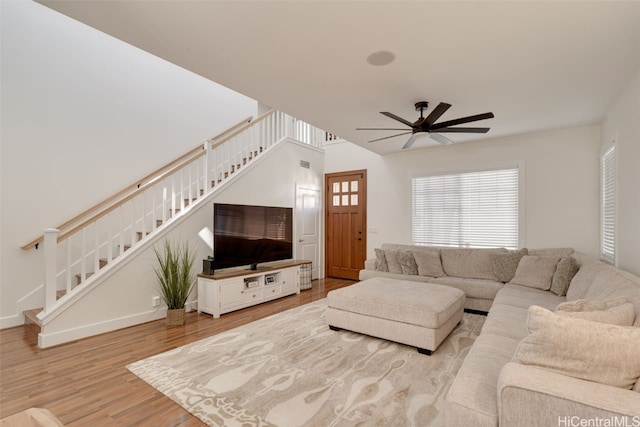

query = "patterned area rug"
[[127, 300, 484, 427]]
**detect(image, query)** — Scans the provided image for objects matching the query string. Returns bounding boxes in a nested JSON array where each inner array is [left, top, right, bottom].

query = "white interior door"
[[295, 186, 321, 279]]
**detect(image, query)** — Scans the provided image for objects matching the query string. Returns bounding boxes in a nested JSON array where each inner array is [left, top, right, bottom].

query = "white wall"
[[602, 67, 640, 276], [37, 140, 324, 347], [324, 125, 601, 259], [0, 1, 257, 325]]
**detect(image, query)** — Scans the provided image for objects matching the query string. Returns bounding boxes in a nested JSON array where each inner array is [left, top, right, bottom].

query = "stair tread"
[[24, 308, 43, 326]]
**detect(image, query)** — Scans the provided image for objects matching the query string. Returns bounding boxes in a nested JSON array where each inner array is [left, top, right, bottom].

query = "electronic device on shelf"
[[244, 277, 260, 288], [265, 274, 276, 285]]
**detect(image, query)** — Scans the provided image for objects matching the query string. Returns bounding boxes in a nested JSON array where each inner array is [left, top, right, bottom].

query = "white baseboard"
[[0, 314, 24, 329], [38, 309, 167, 348]]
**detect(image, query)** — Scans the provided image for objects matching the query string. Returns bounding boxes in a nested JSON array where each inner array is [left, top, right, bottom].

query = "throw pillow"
[[512, 305, 640, 390], [396, 251, 418, 275], [556, 302, 635, 326], [412, 250, 445, 277], [509, 255, 562, 290], [549, 256, 578, 296], [556, 297, 628, 312], [374, 248, 388, 272], [384, 250, 403, 274], [491, 248, 528, 282]]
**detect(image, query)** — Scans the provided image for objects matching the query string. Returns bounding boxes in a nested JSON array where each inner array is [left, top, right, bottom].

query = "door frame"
[[324, 169, 367, 279], [295, 184, 322, 279]]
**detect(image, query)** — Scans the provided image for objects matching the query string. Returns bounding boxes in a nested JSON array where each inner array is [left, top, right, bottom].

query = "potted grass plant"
[[153, 240, 196, 326]]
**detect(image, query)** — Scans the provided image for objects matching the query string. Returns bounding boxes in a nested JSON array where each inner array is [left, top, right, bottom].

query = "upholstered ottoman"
[[326, 277, 465, 355]]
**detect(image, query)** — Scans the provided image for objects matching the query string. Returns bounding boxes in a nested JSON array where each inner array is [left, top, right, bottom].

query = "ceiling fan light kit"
[[357, 101, 494, 149]]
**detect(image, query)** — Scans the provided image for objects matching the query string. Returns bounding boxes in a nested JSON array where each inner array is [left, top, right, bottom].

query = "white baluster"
[[80, 227, 87, 285], [65, 237, 72, 292], [141, 191, 146, 241], [43, 228, 59, 312], [130, 198, 136, 247], [204, 140, 210, 194], [119, 205, 125, 256], [107, 211, 113, 263], [94, 221, 100, 273]]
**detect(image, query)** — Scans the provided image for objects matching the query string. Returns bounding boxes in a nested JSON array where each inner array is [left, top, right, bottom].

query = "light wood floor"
[[0, 278, 355, 426]]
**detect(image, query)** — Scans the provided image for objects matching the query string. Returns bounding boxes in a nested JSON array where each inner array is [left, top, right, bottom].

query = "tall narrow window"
[[601, 146, 616, 264], [412, 167, 519, 249]]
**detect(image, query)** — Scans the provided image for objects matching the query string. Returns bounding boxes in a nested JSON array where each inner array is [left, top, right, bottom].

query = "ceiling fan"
[[357, 101, 494, 149]]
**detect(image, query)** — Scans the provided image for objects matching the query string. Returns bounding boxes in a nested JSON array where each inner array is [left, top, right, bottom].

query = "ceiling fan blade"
[[429, 132, 453, 145], [402, 134, 418, 149], [380, 112, 415, 128], [431, 112, 494, 129], [356, 127, 412, 131], [435, 127, 491, 133], [423, 102, 451, 127], [367, 131, 413, 143]]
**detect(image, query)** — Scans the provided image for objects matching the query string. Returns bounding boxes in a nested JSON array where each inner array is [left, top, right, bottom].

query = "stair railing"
[[21, 115, 254, 251], [33, 110, 331, 313]]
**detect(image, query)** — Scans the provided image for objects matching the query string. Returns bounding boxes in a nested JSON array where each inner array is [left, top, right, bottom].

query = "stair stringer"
[[36, 138, 325, 348]]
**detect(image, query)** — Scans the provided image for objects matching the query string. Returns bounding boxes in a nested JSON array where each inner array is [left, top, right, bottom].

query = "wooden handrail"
[[21, 115, 252, 250], [210, 109, 275, 150], [208, 115, 253, 142], [56, 150, 207, 243]]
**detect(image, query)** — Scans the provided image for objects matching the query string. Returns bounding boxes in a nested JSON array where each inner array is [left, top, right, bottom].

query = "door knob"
[[298, 239, 304, 242]]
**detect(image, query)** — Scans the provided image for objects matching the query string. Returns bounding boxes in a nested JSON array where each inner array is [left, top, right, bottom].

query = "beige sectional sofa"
[[360, 243, 558, 313], [360, 244, 640, 425]]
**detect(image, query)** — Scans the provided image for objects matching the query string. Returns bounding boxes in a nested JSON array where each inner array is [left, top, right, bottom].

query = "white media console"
[[197, 260, 311, 318]]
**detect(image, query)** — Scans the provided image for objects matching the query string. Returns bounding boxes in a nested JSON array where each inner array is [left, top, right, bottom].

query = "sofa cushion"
[[446, 332, 520, 426], [512, 305, 640, 390], [491, 248, 528, 282], [556, 302, 635, 326], [556, 298, 634, 326], [567, 261, 640, 326], [441, 248, 507, 281], [481, 303, 530, 341], [549, 256, 578, 296], [412, 250, 445, 277], [396, 251, 418, 275], [556, 297, 628, 312], [374, 248, 388, 272], [510, 255, 562, 290], [384, 250, 403, 274], [428, 277, 504, 300], [494, 284, 566, 311]]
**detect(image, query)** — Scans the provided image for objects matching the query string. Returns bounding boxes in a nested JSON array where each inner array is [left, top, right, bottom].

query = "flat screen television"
[[213, 203, 293, 270]]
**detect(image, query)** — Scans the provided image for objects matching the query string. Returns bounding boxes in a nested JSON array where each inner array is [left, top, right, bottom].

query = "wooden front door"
[[325, 170, 367, 280]]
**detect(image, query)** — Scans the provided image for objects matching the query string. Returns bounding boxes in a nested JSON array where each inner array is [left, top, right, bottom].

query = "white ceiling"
[[39, 1, 640, 155]]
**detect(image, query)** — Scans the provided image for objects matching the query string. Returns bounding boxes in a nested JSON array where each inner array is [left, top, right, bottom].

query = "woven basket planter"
[[166, 308, 186, 326]]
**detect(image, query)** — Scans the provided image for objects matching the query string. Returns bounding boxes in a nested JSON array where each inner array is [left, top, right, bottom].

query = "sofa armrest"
[[498, 362, 640, 427], [364, 258, 377, 270]]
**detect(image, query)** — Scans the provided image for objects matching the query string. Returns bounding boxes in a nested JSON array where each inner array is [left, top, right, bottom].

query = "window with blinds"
[[412, 167, 519, 249], [601, 146, 616, 264]]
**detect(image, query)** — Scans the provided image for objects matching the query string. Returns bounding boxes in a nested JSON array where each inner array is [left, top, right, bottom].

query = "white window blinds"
[[412, 167, 519, 249], [601, 146, 616, 264]]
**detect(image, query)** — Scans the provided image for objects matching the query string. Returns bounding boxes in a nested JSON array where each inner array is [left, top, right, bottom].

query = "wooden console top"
[[197, 259, 312, 280]]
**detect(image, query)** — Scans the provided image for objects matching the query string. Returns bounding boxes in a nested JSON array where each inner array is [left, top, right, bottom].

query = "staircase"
[[20, 109, 333, 339]]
